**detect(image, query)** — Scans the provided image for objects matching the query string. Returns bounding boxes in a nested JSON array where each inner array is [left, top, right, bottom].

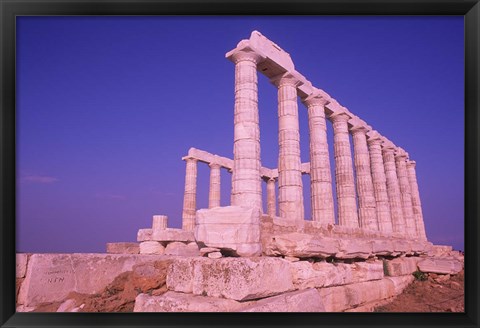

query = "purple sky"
[[16, 16, 464, 253]]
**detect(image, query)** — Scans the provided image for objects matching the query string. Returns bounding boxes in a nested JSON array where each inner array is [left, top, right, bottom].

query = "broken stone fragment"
[[164, 242, 200, 257], [139, 241, 165, 255]]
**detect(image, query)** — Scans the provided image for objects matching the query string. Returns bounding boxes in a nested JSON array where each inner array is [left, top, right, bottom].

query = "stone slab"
[[17, 253, 167, 307], [385, 257, 420, 276], [417, 258, 463, 275], [134, 291, 244, 312], [317, 278, 396, 312], [106, 242, 140, 254], [137, 228, 153, 242], [16, 254, 28, 278], [167, 257, 294, 301], [151, 228, 195, 243], [164, 242, 200, 257], [240, 288, 325, 312], [263, 232, 339, 258], [385, 275, 415, 295], [139, 241, 165, 255]]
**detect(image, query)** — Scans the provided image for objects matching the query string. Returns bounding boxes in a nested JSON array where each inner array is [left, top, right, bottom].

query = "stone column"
[[266, 177, 276, 217], [181, 157, 197, 231], [303, 94, 334, 224], [407, 160, 428, 240], [273, 74, 304, 221], [229, 49, 263, 211], [382, 144, 405, 235], [350, 123, 378, 230], [395, 149, 417, 238], [208, 162, 221, 208], [330, 111, 358, 228], [367, 133, 393, 233]]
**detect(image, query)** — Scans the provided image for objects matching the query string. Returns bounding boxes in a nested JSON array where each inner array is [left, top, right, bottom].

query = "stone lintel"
[[270, 71, 304, 88]]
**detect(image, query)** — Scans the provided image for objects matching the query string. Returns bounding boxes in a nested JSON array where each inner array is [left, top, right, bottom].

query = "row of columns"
[[224, 46, 427, 240]]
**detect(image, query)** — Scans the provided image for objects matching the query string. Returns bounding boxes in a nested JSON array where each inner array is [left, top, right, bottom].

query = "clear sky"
[[16, 16, 464, 253]]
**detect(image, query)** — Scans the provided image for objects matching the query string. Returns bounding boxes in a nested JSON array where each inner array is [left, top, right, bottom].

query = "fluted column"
[[303, 94, 334, 224], [407, 160, 427, 240], [395, 149, 417, 238], [229, 49, 263, 210], [382, 144, 405, 235], [367, 134, 393, 233], [330, 112, 358, 227], [266, 177, 276, 217], [350, 124, 378, 230], [208, 162, 221, 208], [181, 157, 198, 231], [273, 74, 304, 221]]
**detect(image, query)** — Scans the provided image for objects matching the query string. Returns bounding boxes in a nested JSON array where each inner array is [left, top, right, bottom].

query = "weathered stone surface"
[[56, 299, 77, 312], [151, 228, 195, 243], [336, 239, 372, 259], [417, 258, 463, 275], [106, 242, 140, 254], [164, 242, 200, 257], [427, 245, 453, 257], [318, 278, 396, 312], [371, 239, 395, 255], [17, 254, 166, 307], [291, 260, 383, 290], [195, 206, 261, 257], [291, 261, 351, 289], [208, 252, 222, 259], [263, 232, 339, 258], [167, 257, 294, 301], [134, 291, 244, 312], [137, 228, 152, 242], [139, 241, 165, 255], [385, 275, 415, 295], [152, 215, 168, 231], [16, 254, 28, 278], [240, 288, 325, 312], [351, 261, 384, 282], [385, 257, 419, 276], [199, 247, 220, 256]]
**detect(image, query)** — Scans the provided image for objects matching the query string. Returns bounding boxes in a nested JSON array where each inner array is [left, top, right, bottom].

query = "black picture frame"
[[1, 1, 478, 327]]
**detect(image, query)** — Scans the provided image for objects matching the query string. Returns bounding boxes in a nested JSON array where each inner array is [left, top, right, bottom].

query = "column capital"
[[226, 44, 265, 65], [208, 162, 221, 169], [366, 130, 382, 145], [302, 89, 331, 108], [329, 110, 352, 123], [407, 160, 417, 168], [270, 72, 303, 88], [394, 147, 408, 160], [182, 156, 198, 163], [349, 117, 370, 135]]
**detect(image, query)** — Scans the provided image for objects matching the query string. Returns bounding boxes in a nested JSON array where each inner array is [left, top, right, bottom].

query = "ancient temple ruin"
[[175, 30, 428, 258], [16, 31, 463, 313]]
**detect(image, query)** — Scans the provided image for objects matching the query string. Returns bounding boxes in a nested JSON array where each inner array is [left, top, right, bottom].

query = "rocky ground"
[[375, 269, 464, 312], [28, 266, 464, 313]]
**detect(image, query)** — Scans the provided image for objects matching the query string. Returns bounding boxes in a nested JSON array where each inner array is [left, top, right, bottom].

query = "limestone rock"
[[139, 241, 165, 255], [385, 275, 415, 295], [195, 206, 262, 257], [151, 228, 195, 243], [137, 229, 153, 242], [56, 299, 77, 312], [318, 278, 396, 312], [17, 253, 166, 307], [385, 257, 419, 276], [208, 252, 222, 259], [336, 239, 372, 259], [106, 242, 140, 254], [263, 232, 339, 258], [351, 261, 384, 282], [164, 242, 200, 257], [134, 291, 244, 312], [16, 254, 28, 278], [240, 288, 325, 312], [199, 247, 220, 256], [417, 258, 463, 275], [167, 257, 294, 301]]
